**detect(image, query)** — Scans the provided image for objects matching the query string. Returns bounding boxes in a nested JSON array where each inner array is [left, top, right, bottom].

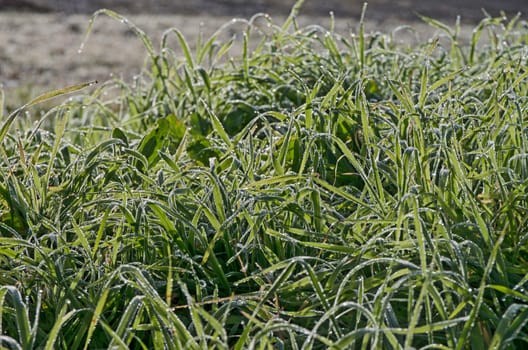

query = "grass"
[[0, 1, 527, 348]]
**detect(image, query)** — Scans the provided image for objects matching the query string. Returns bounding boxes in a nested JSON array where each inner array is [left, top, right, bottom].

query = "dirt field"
[[1, 0, 526, 20], [0, 0, 526, 108]]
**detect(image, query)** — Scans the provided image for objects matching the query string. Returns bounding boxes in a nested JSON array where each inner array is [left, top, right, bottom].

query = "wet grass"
[[0, 1, 527, 348]]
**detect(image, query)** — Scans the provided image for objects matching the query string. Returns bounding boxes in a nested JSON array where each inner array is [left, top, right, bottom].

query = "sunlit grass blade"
[[0, 80, 96, 146]]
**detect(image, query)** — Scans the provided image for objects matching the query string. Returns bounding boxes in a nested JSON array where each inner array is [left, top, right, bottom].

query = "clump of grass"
[[0, 1, 527, 348]]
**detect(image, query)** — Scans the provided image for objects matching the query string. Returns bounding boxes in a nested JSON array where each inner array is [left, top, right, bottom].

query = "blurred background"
[[0, 0, 526, 108], [0, 0, 526, 20]]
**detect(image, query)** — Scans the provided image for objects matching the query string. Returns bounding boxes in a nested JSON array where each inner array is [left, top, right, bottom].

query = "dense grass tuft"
[[1, 2, 527, 348]]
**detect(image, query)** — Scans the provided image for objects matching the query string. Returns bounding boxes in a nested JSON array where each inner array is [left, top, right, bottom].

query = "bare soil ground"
[[1, 0, 526, 20], [0, 0, 526, 108]]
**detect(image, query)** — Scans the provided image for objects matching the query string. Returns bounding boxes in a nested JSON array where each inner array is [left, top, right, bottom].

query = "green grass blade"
[[0, 80, 96, 146]]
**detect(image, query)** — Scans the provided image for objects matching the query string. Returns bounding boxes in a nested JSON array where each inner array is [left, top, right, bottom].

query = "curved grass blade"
[[0, 80, 97, 146], [0, 287, 31, 350]]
